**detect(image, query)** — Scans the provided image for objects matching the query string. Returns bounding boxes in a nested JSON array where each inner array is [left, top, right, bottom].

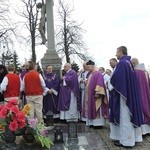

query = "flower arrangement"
[[22, 101, 53, 149], [0, 99, 53, 149], [25, 117, 53, 149], [0, 99, 26, 133]]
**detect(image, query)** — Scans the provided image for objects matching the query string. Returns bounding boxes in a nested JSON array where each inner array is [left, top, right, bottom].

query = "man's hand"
[[95, 94, 100, 98], [84, 80, 88, 85], [48, 89, 53, 94], [62, 76, 66, 80]]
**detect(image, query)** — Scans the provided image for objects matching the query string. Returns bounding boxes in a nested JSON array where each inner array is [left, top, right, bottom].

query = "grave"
[[67, 119, 78, 145], [0, 125, 105, 150]]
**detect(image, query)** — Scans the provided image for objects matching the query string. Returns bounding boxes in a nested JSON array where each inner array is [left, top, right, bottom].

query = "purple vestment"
[[85, 70, 108, 120], [20, 70, 28, 105], [110, 55, 143, 127], [20, 70, 28, 80], [135, 69, 150, 125], [43, 73, 60, 114], [57, 69, 80, 111]]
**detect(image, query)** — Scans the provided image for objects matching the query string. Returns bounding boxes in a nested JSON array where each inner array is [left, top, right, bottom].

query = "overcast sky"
[[11, 0, 150, 69], [69, 0, 150, 69]]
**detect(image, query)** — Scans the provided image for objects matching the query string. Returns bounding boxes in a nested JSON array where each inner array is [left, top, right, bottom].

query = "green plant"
[[26, 117, 53, 149]]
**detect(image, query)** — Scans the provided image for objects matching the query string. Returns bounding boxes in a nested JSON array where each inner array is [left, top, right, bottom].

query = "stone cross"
[[41, 0, 61, 74], [46, 0, 55, 51]]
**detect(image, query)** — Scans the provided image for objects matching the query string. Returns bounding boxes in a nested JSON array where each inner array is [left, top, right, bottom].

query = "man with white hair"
[[58, 63, 80, 121], [131, 58, 150, 135]]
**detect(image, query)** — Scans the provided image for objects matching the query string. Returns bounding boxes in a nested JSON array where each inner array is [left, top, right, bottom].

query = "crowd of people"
[[0, 46, 150, 148]]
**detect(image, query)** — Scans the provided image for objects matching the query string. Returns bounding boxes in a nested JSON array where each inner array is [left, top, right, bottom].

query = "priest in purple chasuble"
[[131, 58, 150, 135], [83, 60, 108, 128], [110, 46, 143, 148], [43, 65, 60, 118], [57, 63, 81, 120]]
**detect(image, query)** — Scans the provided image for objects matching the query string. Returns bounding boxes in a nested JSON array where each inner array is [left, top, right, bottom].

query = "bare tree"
[[56, 0, 87, 63], [0, 0, 18, 64], [0, 1, 15, 44], [0, 0, 9, 41], [16, 0, 41, 63]]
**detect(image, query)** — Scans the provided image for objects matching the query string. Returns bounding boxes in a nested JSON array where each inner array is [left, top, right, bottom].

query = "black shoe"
[[59, 119, 67, 124], [88, 125, 93, 128], [53, 118, 60, 123], [93, 126, 103, 130], [78, 120, 86, 123], [114, 142, 132, 149], [114, 142, 123, 147]]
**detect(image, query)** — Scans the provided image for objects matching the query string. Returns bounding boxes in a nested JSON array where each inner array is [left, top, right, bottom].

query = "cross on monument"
[[41, 0, 61, 74]]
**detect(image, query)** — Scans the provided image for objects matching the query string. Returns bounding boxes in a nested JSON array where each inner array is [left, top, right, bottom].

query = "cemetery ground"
[[52, 121, 150, 150], [1, 120, 150, 150]]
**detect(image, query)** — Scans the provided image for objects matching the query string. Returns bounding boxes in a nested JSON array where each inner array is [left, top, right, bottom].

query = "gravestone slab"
[[64, 136, 88, 150], [67, 120, 78, 145]]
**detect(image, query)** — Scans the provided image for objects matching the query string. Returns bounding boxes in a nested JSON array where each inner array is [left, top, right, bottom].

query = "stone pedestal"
[[41, 50, 61, 75]]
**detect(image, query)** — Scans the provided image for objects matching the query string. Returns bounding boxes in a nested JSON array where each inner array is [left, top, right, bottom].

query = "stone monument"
[[41, 0, 61, 74], [67, 119, 78, 145]]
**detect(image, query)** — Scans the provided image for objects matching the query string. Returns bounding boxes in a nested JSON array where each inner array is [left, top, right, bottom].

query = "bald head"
[[64, 63, 71, 72], [131, 58, 139, 68]]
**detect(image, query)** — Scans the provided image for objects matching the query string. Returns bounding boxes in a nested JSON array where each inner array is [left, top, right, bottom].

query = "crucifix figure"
[[38, 0, 47, 45], [38, 0, 55, 50]]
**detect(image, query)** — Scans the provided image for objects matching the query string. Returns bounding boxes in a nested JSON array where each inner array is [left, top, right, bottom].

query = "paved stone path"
[[50, 121, 150, 150], [88, 122, 150, 150]]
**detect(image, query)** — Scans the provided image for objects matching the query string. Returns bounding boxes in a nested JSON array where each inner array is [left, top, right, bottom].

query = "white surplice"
[[110, 96, 143, 146], [78, 71, 88, 121], [60, 92, 80, 120], [60, 77, 80, 120], [86, 107, 106, 126]]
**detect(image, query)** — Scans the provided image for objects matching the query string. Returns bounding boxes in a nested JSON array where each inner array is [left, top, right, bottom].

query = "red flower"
[[17, 111, 25, 121], [0, 108, 7, 119], [5, 103, 13, 110], [19, 120, 26, 129], [9, 120, 18, 131], [11, 114, 17, 121], [11, 106, 19, 114], [0, 105, 3, 111], [8, 99, 18, 105]]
